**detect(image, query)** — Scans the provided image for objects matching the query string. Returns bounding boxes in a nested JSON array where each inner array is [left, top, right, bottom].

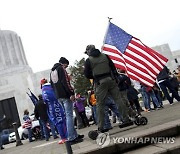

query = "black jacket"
[[127, 86, 139, 100], [34, 99, 49, 121], [117, 73, 131, 91], [84, 49, 118, 80], [50, 63, 74, 99], [157, 66, 170, 81]]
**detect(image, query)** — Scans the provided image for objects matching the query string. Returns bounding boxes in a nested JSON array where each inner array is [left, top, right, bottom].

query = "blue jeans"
[[104, 96, 121, 129], [39, 119, 57, 140], [58, 98, 78, 141], [154, 91, 163, 106], [105, 96, 121, 120], [39, 119, 49, 140], [48, 119, 57, 138], [139, 88, 147, 108], [27, 128, 32, 142], [0, 135, 3, 147], [148, 90, 160, 108], [39, 120, 45, 138], [92, 105, 97, 124], [142, 86, 160, 109]]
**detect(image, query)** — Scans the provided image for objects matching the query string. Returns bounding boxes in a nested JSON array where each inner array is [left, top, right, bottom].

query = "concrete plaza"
[[1, 100, 180, 154]]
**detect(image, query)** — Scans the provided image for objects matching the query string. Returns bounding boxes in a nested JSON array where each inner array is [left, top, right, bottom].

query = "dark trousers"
[[129, 98, 141, 114], [95, 77, 130, 130], [159, 79, 180, 104], [79, 111, 89, 127]]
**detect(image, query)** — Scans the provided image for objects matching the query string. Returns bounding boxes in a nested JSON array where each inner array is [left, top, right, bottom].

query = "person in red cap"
[[40, 78, 47, 88], [40, 78, 67, 144], [50, 57, 84, 144]]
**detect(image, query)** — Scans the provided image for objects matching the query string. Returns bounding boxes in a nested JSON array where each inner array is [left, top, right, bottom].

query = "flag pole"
[[108, 17, 112, 22], [101, 17, 112, 51]]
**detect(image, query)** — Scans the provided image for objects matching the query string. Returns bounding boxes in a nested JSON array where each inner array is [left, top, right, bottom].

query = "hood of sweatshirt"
[[51, 63, 61, 71]]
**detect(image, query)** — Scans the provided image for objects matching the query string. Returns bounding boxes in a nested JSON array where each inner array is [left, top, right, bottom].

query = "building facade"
[[152, 44, 180, 71], [0, 30, 50, 129]]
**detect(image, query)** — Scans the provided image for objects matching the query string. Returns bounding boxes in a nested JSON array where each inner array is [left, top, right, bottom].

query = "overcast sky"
[[0, 0, 180, 72]]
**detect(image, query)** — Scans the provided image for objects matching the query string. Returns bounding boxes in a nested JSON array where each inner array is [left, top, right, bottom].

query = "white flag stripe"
[[102, 50, 124, 61], [112, 59, 126, 68]]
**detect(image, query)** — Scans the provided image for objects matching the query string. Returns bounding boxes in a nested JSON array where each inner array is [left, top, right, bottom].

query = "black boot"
[[98, 128, 110, 133], [1, 146, 4, 150]]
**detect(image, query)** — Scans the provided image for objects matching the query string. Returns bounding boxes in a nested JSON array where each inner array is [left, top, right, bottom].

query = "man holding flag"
[[102, 22, 168, 87], [84, 45, 134, 132], [84, 21, 168, 132]]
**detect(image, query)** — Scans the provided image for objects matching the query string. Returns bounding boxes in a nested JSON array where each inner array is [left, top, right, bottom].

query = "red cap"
[[40, 78, 47, 88]]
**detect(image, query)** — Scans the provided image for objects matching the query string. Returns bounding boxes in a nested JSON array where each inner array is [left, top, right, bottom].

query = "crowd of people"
[[1, 45, 180, 150], [25, 45, 180, 144]]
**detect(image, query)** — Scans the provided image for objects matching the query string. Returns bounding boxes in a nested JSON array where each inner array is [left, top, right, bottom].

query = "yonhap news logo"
[[96, 132, 110, 148], [96, 133, 175, 148], [112, 137, 175, 144]]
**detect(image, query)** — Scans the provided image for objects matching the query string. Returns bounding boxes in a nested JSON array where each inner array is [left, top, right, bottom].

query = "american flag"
[[102, 22, 168, 87]]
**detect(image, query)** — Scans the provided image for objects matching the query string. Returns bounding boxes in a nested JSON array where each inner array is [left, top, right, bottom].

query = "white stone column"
[[0, 31, 6, 68]]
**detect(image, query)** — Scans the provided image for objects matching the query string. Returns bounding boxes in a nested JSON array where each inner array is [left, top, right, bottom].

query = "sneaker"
[[160, 105, 164, 108], [156, 107, 161, 110], [58, 139, 67, 144], [29, 139, 35, 142], [170, 102, 174, 105], [41, 136, 45, 140], [69, 138, 83, 145], [78, 134, 84, 139]]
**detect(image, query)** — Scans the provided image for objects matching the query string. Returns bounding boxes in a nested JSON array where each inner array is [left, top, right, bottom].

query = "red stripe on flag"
[[102, 44, 161, 87], [126, 46, 159, 76], [103, 46, 157, 81], [130, 40, 163, 71], [123, 54, 156, 81], [146, 46, 168, 64]]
